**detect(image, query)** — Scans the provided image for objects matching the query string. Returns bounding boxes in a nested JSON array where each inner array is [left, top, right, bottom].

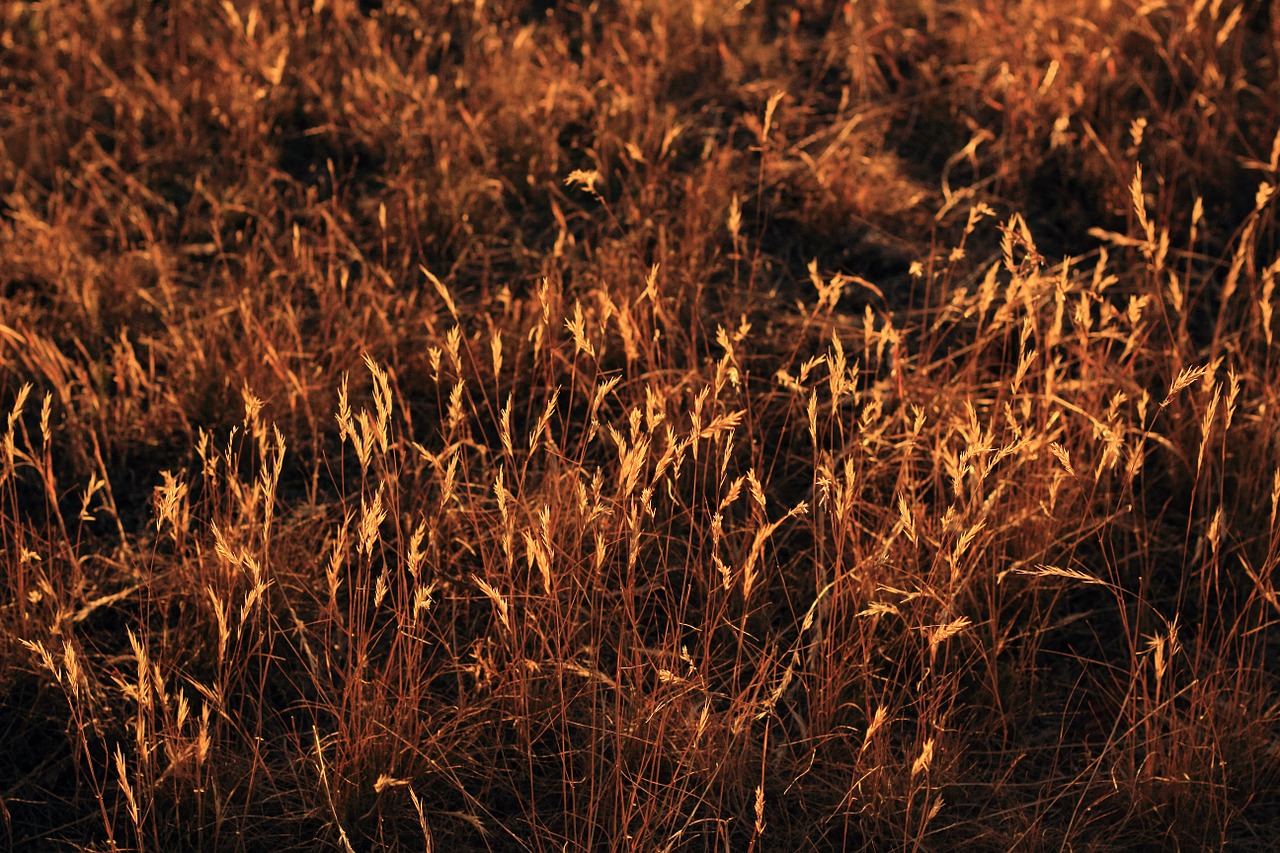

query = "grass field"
[[4, 0, 1280, 849]]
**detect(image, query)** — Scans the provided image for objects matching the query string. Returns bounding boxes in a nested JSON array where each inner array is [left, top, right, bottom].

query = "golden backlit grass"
[[4, 0, 1280, 849]]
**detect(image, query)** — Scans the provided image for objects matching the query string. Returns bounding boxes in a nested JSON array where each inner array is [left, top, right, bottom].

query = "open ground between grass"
[[4, 1, 1280, 850]]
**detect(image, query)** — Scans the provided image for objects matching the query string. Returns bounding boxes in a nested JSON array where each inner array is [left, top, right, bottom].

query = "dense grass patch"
[[4, 1, 1280, 849]]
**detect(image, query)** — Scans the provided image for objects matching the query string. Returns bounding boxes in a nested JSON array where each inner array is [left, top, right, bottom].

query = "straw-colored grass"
[[3, 0, 1280, 849]]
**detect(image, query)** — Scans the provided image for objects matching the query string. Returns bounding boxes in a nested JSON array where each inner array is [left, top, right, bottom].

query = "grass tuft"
[[3, 0, 1280, 849]]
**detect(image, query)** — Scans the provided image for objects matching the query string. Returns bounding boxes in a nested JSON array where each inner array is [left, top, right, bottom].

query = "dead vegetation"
[[3, 0, 1280, 849]]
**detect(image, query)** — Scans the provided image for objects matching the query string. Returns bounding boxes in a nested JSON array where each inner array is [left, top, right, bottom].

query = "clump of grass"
[[3, 0, 1280, 850]]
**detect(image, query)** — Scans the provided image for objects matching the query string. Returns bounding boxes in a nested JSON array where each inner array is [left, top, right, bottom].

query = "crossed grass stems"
[[3, 0, 1280, 850]]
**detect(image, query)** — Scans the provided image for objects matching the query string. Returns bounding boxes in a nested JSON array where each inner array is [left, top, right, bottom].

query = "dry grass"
[[3, 0, 1280, 849]]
